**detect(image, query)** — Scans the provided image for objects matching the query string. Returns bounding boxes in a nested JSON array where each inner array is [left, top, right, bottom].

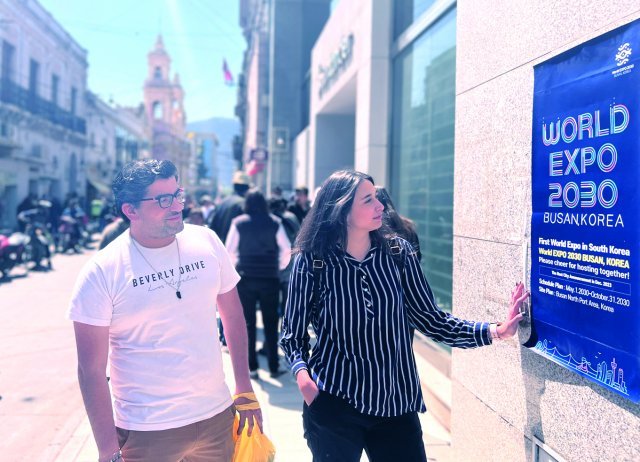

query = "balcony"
[[0, 78, 86, 135]]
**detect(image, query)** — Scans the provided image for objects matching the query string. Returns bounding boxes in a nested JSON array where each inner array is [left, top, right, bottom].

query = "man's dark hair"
[[233, 183, 250, 197], [295, 186, 309, 196], [244, 188, 269, 215], [112, 159, 178, 223], [269, 197, 287, 214]]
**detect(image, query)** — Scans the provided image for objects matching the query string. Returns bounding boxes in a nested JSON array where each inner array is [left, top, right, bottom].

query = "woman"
[[280, 170, 528, 461], [226, 189, 291, 379], [376, 185, 422, 261]]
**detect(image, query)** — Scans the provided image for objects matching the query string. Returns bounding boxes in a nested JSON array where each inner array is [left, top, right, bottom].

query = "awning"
[[85, 169, 112, 195]]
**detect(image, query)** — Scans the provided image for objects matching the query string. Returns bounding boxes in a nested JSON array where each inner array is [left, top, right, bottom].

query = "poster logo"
[[611, 41, 634, 77], [615, 42, 632, 66]]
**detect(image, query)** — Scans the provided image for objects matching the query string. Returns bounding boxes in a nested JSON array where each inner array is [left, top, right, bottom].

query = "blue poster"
[[531, 19, 640, 402]]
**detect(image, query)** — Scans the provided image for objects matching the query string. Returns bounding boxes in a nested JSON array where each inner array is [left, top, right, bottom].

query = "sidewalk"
[[56, 347, 452, 462]]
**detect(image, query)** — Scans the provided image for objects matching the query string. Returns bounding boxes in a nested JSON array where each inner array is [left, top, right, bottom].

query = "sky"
[[38, 0, 245, 122]]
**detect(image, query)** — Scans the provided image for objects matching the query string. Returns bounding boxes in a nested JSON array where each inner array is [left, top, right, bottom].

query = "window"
[[29, 59, 39, 95], [391, 8, 456, 313], [152, 101, 163, 119], [154, 66, 162, 79], [51, 74, 59, 105], [70, 86, 77, 114], [2, 41, 15, 81], [394, 0, 437, 38]]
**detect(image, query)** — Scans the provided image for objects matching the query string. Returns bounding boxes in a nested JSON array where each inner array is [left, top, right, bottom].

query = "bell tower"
[[143, 35, 186, 136]]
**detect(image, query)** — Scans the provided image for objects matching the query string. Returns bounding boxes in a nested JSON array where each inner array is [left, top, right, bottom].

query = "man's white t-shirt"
[[67, 224, 241, 431]]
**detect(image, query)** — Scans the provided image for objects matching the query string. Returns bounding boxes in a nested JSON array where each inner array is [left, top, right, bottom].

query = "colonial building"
[[84, 93, 150, 200], [143, 36, 190, 183], [0, 0, 87, 229]]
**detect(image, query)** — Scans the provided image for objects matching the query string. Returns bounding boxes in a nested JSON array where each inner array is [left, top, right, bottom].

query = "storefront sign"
[[531, 19, 640, 402], [318, 34, 354, 98]]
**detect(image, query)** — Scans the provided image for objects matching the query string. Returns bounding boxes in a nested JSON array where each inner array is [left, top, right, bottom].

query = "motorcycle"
[[58, 215, 81, 254], [0, 231, 28, 279], [17, 206, 54, 270]]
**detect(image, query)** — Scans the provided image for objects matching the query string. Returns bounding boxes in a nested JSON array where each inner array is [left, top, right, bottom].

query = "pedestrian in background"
[[186, 207, 206, 225], [199, 194, 215, 225], [287, 185, 310, 224], [269, 197, 300, 317], [226, 189, 291, 379], [280, 169, 529, 462], [376, 185, 422, 261], [68, 159, 262, 462], [210, 171, 251, 242], [97, 216, 129, 250], [210, 170, 251, 346]]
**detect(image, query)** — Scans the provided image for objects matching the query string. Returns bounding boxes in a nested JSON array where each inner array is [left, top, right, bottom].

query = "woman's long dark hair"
[[376, 186, 421, 260], [294, 170, 390, 257]]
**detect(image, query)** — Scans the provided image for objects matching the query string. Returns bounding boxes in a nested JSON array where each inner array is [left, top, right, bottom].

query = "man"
[[97, 216, 129, 250], [199, 194, 215, 225], [209, 171, 251, 346], [68, 160, 261, 462], [287, 185, 310, 224], [209, 171, 250, 243], [225, 189, 291, 379]]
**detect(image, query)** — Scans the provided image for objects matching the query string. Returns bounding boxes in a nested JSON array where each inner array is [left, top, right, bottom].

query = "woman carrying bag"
[[280, 170, 529, 462]]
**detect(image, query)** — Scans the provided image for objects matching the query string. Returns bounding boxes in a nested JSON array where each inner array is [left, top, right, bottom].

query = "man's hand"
[[234, 392, 263, 436], [497, 282, 530, 339]]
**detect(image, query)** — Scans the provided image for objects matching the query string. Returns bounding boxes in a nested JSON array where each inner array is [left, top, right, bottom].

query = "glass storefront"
[[394, 0, 437, 38], [390, 7, 456, 314]]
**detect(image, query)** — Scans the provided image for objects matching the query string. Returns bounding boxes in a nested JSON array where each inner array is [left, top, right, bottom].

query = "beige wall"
[[452, 1, 640, 461]]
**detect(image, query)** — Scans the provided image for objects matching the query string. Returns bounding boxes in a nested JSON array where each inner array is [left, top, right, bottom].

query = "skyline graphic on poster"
[[535, 339, 629, 396]]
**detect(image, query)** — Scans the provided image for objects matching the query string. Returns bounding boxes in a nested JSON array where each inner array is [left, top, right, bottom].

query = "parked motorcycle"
[[17, 205, 54, 270], [58, 215, 81, 254], [0, 231, 28, 279]]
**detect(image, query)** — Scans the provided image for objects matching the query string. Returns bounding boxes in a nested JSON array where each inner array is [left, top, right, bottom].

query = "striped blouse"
[[280, 238, 492, 417]]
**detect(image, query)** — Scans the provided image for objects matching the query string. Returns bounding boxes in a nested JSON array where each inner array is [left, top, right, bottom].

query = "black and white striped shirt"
[[280, 239, 492, 417]]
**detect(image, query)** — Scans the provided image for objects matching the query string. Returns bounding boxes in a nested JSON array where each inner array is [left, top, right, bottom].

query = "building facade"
[[186, 131, 218, 196], [237, 0, 331, 192], [85, 93, 150, 201], [295, 0, 640, 460], [0, 0, 87, 230]]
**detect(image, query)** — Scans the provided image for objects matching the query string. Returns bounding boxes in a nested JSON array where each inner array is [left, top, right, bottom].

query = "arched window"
[[152, 101, 163, 119], [154, 66, 162, 79]]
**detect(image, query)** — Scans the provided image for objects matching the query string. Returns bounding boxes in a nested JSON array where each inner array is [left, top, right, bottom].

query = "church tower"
[[143, 35, 186, 136], [143, 36, 189, 175]]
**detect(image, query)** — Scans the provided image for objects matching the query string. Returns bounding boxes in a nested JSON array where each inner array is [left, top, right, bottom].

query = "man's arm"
[[73, 322, 120, 462], [217, 287, 263, 434]]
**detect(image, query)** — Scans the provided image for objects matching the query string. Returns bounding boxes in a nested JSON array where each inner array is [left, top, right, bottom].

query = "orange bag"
[[232, 415, 276, 462]]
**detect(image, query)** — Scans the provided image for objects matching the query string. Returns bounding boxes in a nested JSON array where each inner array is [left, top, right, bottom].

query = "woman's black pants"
[[302, 391, 427, 462]]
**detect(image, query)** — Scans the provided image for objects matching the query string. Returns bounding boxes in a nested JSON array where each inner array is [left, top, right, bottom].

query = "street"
[[0, 248, 90, 460]]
